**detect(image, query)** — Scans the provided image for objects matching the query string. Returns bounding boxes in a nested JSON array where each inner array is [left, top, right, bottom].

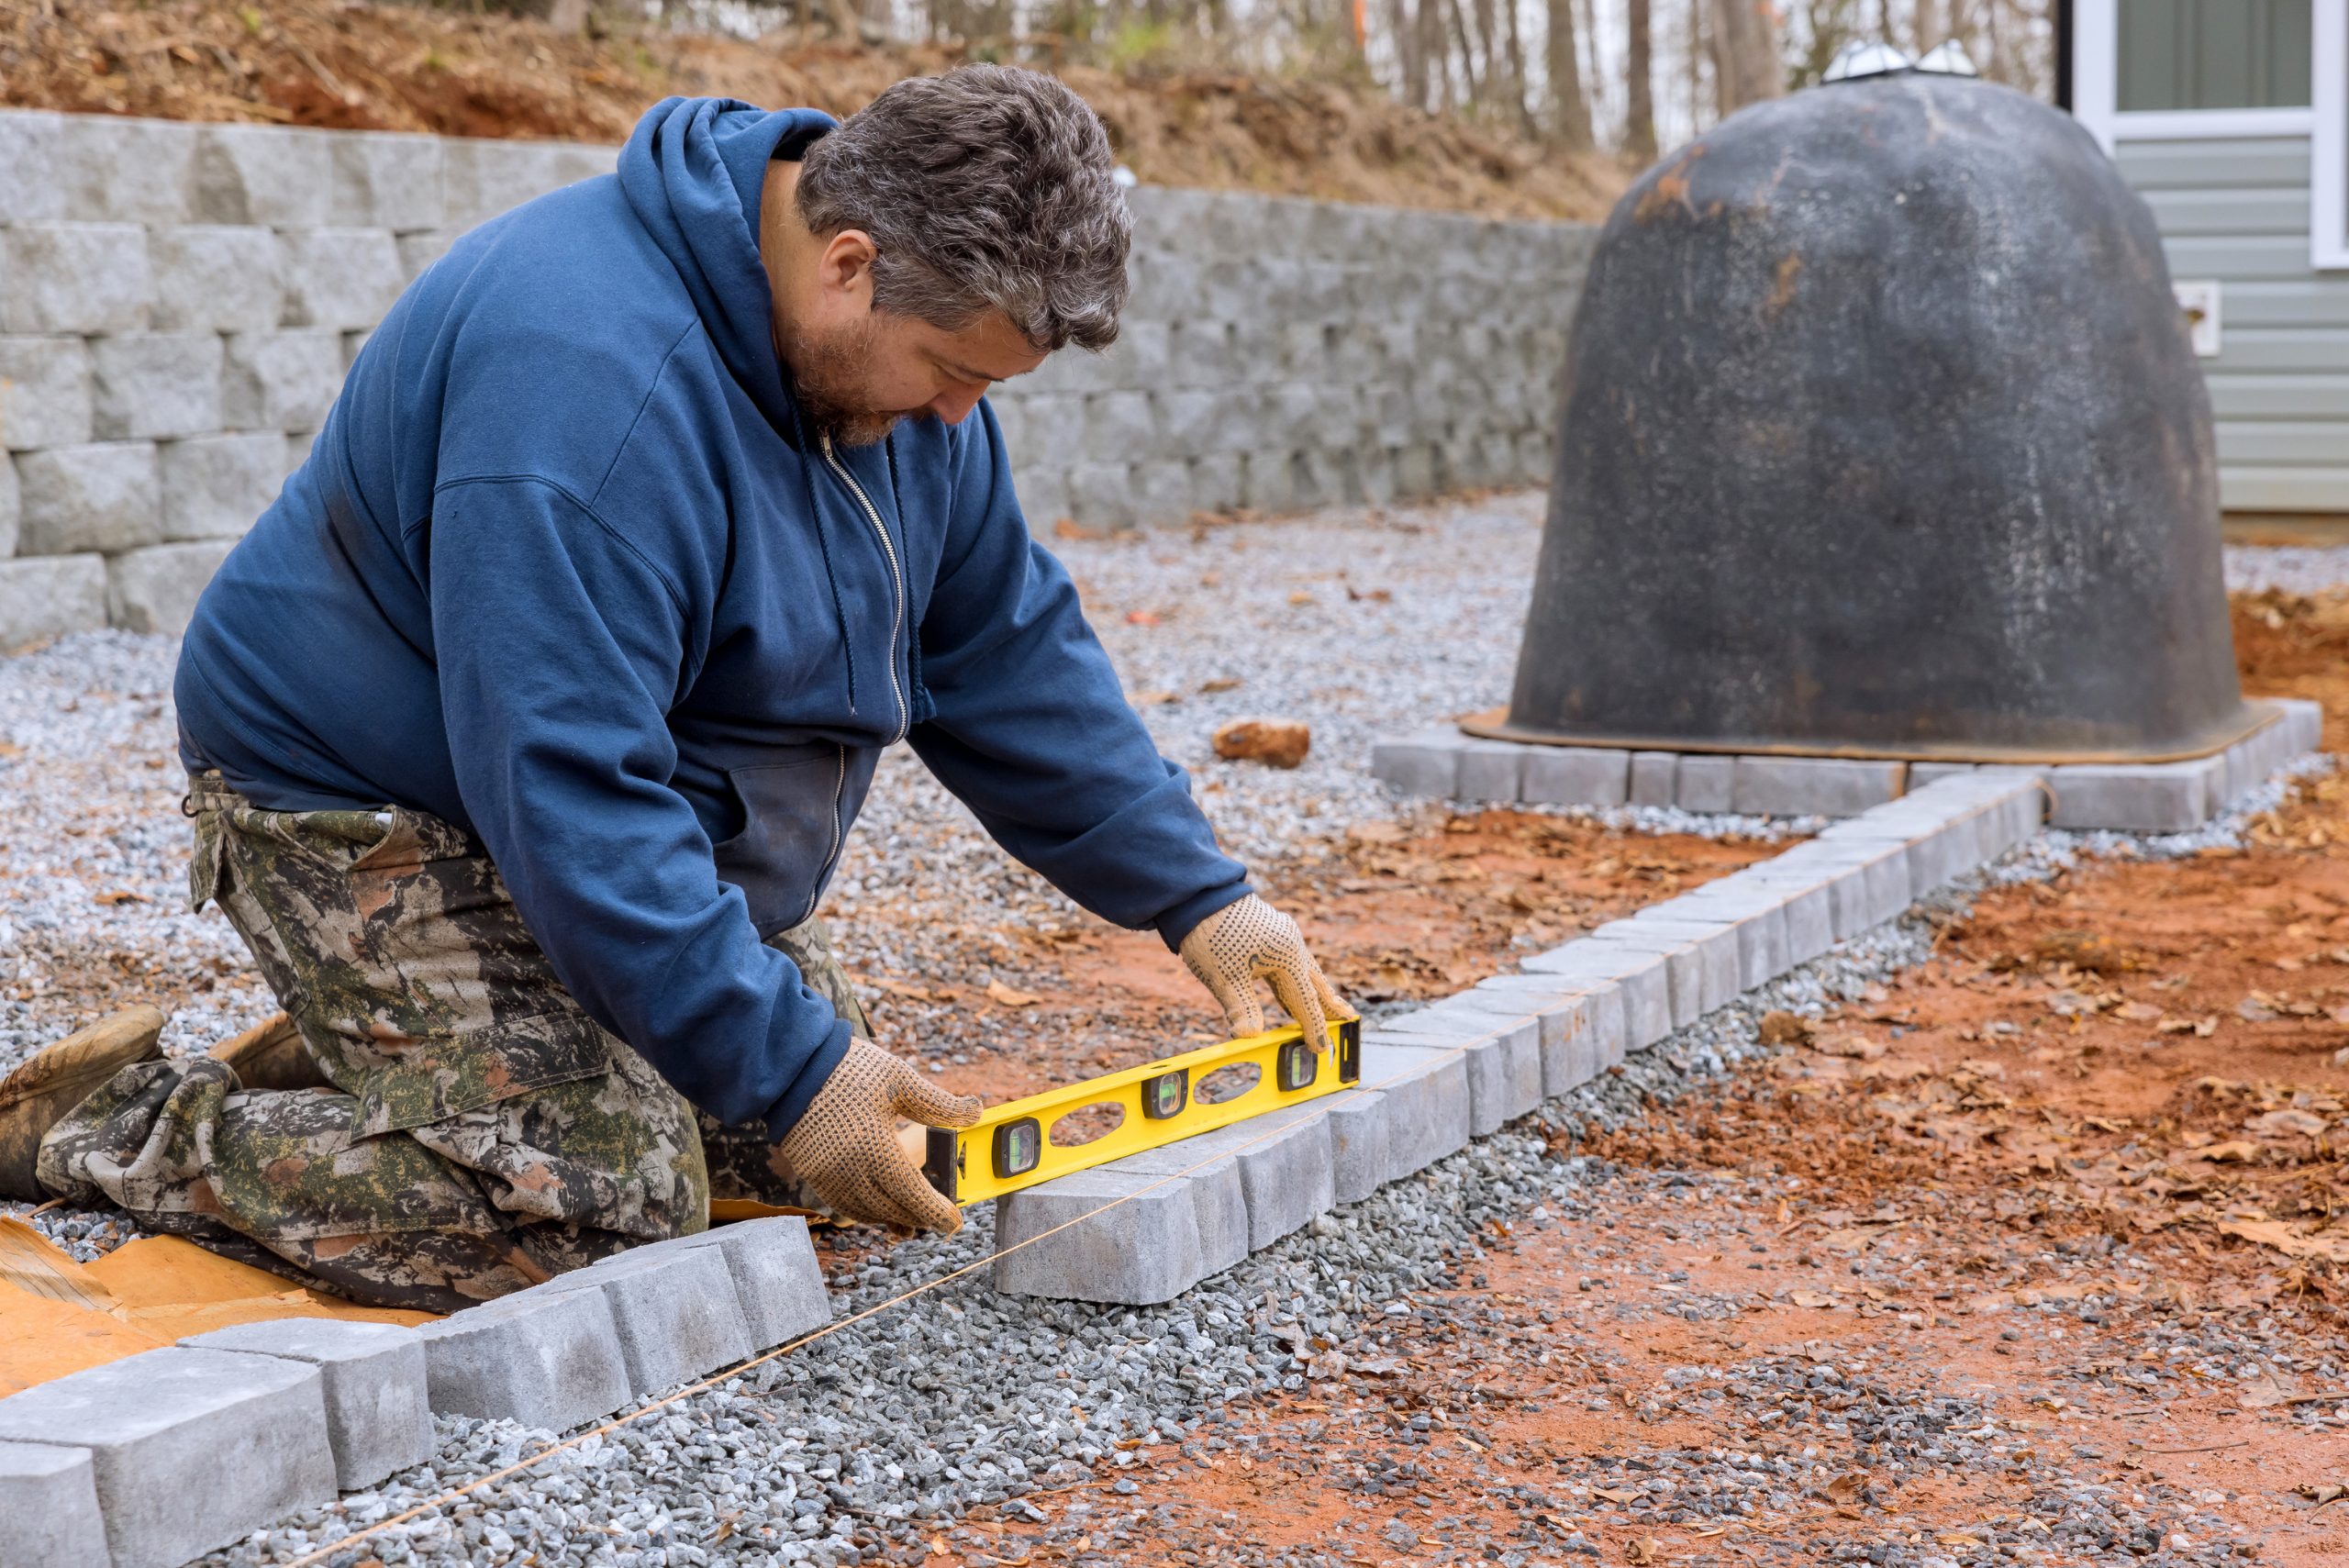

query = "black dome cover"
[[1484, 73, 2255, 762]]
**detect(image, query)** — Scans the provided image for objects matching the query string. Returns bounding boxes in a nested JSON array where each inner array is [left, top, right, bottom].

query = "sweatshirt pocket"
[[712, 746, 847, 940]]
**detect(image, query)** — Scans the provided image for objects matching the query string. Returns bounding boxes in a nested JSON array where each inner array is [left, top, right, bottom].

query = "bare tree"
[[1392, 0, 1426, 106], [1547, 0, 1595, 146], [1626, 0, 1658, 157], [1710, 0, 1785, 108]]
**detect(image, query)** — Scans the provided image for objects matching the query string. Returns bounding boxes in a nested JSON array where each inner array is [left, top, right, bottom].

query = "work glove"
[[1178, 894, 1351, 1055], [777, 1040, 983, 1234]]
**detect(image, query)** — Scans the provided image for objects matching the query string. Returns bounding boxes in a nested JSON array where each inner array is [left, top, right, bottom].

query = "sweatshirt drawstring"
[[885, 434, 929, 725], [789, 400, 858, 713]]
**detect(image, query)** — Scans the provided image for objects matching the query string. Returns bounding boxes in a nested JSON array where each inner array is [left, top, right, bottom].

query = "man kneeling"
[[0, 68, 1343, 1312]]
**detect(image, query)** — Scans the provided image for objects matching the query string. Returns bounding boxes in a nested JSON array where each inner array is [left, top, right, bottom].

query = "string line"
[[286, 1013, 1537, 1567]]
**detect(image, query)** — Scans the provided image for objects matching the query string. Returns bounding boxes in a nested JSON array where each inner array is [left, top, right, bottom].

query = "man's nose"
[[929, 386, 986, 425]]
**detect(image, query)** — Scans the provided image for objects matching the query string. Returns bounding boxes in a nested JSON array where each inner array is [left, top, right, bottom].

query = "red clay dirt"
[[880, 592, 2349, 1568]]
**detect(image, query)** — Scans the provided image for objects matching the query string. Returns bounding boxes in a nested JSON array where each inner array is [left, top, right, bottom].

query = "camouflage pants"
[[39, 776, 863, 1312]]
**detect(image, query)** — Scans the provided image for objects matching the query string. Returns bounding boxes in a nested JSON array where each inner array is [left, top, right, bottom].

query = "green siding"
[[2114, 133, 2349, 511]]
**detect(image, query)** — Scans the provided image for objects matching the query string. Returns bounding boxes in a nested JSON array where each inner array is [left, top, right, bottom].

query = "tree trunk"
[[1547, 0, 1594, 148], [1421, 0, 1453, 108], [1451, 0, 1485, 106], [1503, 0, 1531, 133], [1396, 0, 1426, 106], [1472, 0, 1499, 107], [1709, 0, 1784, 111], [1625, 0, 1657, 159]]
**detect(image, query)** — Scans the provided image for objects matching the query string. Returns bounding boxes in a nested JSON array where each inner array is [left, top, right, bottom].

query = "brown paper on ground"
[[0, 1290, 167, 1395], [2, 1230, 437, 1396], [0, 1216, 120, 1309]]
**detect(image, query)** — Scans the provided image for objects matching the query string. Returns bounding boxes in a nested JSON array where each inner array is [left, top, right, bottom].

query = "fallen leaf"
[[1592, 1487, 1642, 1504], [1199, 678, 1243, 694], [985, 980, 1041, 1007], [2117, 1001, 2165, 1022], [2157, 1018, 2199, 1035], [2220, 1218, 2349, 1262], [1052, 517, 1098, 540], [93, 890, 147, 906], [1757, 1011, 1815, 1046], [1810, 1034, 1887, 1062], [2238, 1376, 2297, 1409], [1128, 690, 1179, 706], [1825, 1473, 1866, 1506], [2190, 1140, 2263, 1164], [2250, 1108, 2328, 1138], [2238, 996, 2279, 1022], [2297, 1485, 2349, 1507], [1287, 591, 1316, 606], [1626, 1540, 1659, 1564], [1788, 1288, 1840, 1308], [1124, 610, 1160, 626]]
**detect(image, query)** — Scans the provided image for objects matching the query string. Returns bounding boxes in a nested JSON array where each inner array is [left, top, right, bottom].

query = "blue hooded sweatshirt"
[[173, 97, 1250, 1139]]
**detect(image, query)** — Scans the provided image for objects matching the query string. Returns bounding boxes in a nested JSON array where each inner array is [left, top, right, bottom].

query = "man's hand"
[[777, 1040, 981, 1233], [1178, 894, 1351, 1053]]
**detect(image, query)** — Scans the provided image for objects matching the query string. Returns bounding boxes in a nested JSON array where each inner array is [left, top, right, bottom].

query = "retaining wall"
[[0, 107, 1597, 650]]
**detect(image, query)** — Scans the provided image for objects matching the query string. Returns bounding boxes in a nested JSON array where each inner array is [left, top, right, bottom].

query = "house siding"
[[2116, 134, 2349, 511]]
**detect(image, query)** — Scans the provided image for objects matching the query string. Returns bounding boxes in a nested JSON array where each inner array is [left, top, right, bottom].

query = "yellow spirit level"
[[922, 1017, 1363, 1206]]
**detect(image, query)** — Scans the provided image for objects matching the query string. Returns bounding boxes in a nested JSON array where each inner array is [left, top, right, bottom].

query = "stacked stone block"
[[0, 107, 1599, 646], [0, 109, 620, 648], [996, 190, 1595, 527]]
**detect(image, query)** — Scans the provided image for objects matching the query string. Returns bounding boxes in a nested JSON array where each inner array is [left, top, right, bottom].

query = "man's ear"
[[816, 229, 879, 308]]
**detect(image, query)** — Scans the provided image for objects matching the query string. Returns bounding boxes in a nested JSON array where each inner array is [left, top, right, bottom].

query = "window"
[[2119, 0, 2312, 108]]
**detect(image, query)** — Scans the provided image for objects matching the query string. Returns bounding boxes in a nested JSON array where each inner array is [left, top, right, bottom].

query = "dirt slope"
[[0, 0, 1629, 220]]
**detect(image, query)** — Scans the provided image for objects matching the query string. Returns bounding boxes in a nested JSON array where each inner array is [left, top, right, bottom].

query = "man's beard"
[[789, 317, 918, 449]]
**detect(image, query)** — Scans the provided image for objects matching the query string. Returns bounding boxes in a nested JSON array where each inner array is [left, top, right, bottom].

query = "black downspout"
[[2055, 0, 2076, 111]]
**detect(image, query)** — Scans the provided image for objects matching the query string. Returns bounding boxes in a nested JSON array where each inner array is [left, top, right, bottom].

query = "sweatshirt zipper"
[[819, 432, 908, 744], [798, 743, 848, 929]]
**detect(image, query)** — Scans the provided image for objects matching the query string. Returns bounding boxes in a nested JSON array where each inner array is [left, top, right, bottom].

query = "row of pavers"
[[0, 750, 2296, 1566], [988, 767, 2054, 1305], [0, 1216, 829, 1568], [1369, 699, 2325, 831]]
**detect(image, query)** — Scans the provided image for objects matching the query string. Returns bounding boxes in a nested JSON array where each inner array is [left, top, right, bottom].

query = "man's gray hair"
[[796, 65, 1131, 354]]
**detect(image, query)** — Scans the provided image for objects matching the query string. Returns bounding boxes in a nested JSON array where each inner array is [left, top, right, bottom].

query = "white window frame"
[[2317, 0, 2348, 266], [2073, 0, 2348, 269]]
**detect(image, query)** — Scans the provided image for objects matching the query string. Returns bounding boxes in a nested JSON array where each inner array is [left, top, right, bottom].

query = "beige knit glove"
[[1178, 894, 1351, 1054], [777, 1040, 982, 1234]]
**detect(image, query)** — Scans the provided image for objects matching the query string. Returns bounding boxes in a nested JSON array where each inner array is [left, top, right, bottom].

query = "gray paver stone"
[[1370, 729, 1464, 796], [0, 1347, 335, 1568], [0, 112, 65, 224], [1354, 1041, 1472, 1181], [0, 1440, 108, 1568], [1367, 1012, 1540, 1134], [180, 1318, 429, 1489], [1168, 1101, 1336, 1250], [540, 1244, 753, 1396], [1675, 753, 1736, 812], [1730, 871, 1835, 966], [1629, 751, 1677, 807], [1731, 756, 1907, 817], [1102, 1144, 1250, 1275], [414, 1285, 629, 1431], [1456, 740, 1526, 802], [674, 1216, 831, 1352], [1519, 942, 1671, 1047], [1323, 1089, 1390, 1204], [2043, 760, 2222, 831], [994, 1170, 1203, 1305], [279, 228, 408, 331], [1521, 745, 1630, 806]]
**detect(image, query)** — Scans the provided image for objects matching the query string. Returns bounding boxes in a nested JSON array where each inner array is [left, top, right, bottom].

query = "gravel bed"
[[2222, 545, 2349, 597], [189, 910, 1954, 1568]]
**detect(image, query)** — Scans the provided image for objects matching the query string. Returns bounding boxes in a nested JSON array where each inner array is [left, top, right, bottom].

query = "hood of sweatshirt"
[[618, 96, 838, 443]]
